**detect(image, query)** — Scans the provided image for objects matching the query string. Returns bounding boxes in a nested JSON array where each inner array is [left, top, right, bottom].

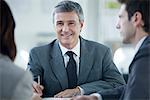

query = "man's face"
[[116, 4, 136, 44], [54, 11, 83, 49]]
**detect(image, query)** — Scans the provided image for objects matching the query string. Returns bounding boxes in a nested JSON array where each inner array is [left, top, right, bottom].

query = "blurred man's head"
[[116, 0, 149, 44]]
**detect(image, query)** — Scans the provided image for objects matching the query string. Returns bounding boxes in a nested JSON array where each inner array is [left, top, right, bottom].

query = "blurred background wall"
[[5, 0, 134, 74]]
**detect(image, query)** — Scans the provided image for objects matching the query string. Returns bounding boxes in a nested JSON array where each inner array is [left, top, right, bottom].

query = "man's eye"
[[69, 22, 75, 25], [119, 15, 122, 18], [57, 22, 63, 26]]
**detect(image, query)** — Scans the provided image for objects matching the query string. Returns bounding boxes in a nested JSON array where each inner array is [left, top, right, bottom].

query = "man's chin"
[[60, 41, 71, 48], [122, 39, 131, 44]]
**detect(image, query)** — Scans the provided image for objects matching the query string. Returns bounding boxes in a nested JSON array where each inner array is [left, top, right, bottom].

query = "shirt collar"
[[134, 36, 147, 55], [59, 38, 80, 57]]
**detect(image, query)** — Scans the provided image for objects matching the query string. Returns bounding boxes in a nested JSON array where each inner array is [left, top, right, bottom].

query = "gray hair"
[[52, 0, 84, 23]]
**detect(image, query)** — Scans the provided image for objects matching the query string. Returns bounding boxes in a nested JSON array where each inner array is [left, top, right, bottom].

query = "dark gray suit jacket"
[[0, 54, 33, 100], [100, 35, 150, 100], [122, 35, 150, 100], [28, 36, 125, 97]]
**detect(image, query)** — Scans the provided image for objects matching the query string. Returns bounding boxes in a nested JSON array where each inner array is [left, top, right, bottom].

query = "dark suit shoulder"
[[30, 39, 57, 54], [137, 44, 150, 57], [134, 36, 150, 60]]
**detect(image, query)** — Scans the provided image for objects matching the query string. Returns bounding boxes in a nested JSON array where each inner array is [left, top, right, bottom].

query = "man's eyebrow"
[[56, 21, 63, 23]]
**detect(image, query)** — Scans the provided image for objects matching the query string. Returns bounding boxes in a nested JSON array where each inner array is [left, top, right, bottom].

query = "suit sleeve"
[[27, 48, 43, 82], [99, 85, 125, 100], [80, 48, 126, 94]]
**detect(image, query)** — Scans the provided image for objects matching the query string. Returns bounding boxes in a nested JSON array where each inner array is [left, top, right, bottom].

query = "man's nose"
[[116, 21, 120, 29], [62, 24, 69, 32]]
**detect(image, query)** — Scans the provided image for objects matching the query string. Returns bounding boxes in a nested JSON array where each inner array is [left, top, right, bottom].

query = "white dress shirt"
[[59, 38, 85, 95], [59, 39, 80, 75], [134, 36, 147, 56], [128, 36, 148, 66]]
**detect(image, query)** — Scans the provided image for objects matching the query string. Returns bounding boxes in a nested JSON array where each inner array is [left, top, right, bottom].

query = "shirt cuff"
[[77, 86, 84, 95], [90, 93, 103, 100]]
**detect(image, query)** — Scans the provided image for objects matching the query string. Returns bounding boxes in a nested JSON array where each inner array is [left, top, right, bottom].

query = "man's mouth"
[[61, 33, 72, 38]]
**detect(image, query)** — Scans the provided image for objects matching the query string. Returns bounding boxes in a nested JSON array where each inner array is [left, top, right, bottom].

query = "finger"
[[54, 92, 65, 98], [32, 81, 43, 95], [54, 93, 62, 98], [32, 87, 36, 93], [71, 96, 83, 100], [32, 93, 42, 100], [55, 92, 72, 98], [36, 85, 43, 96], [39, 85, 44, 90], [32, 83, 39, 93]]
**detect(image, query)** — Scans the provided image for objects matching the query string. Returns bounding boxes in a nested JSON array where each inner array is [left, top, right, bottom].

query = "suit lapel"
[[50, 40, 68, 90], [78, 38, 93, 84]]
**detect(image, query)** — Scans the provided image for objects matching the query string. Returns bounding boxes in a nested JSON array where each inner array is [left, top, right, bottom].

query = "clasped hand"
[[54, 87, 81, 98], [32, 82, 81, 98], [32, 81, 44, 96]]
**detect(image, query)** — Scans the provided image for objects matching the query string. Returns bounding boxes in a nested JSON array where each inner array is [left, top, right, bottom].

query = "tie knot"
[[66, 51, 74, 58]]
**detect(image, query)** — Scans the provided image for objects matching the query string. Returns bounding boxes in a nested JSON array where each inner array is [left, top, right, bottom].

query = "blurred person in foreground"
[[0, 0, 41, 100], [28, 0, 125, 98], [72, 0, 150, 100]]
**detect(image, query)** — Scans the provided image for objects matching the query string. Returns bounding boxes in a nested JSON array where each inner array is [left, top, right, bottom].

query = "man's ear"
[[79, 21, 84, 32], [80, 20, 84, 28], [132, 12, 144, 27]]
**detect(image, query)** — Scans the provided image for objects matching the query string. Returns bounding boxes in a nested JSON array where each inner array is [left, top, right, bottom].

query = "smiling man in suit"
[[28, 0, 125, 98], [72, 0, 150, 100]]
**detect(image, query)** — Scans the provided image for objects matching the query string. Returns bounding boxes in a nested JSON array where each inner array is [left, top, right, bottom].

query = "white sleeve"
[[90, 93, 103, 100], [78, 86, 85, 95]]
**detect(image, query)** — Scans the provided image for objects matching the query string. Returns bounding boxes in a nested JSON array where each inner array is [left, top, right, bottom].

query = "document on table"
[[43, 98, 71, 100]]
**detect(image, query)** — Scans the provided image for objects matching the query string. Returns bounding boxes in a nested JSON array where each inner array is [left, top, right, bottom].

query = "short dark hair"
[[52, 0, 84, 23], [0, 0, 17, 61], [118, 0, 150, 33]]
